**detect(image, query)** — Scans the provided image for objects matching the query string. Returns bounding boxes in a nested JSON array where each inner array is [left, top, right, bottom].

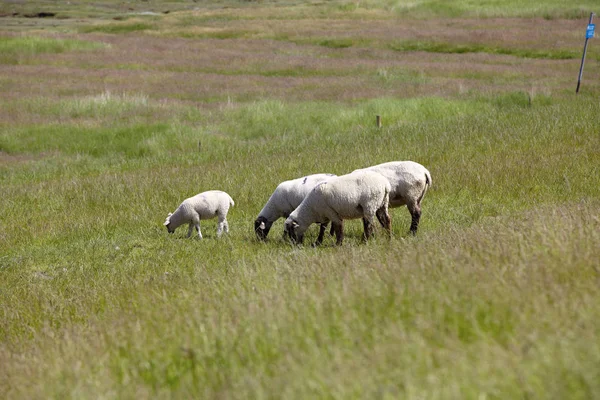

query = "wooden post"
[[376, 115, 382, 128], [576, 12, 595, 94]]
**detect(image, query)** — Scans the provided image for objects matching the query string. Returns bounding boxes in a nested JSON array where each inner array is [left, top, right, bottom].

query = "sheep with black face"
[[284, 171, 391, 246], [254, 173, 335, 244]]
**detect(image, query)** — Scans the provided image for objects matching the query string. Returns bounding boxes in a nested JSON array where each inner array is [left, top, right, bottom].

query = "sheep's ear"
[[259, 221, 266, 229], [168, 213, 173, 217], [163, 220, 170, 226]]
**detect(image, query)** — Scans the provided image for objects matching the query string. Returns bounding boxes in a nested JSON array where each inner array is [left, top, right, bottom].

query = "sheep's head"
[[254, 216, 273, 241], [284, 217, 303, 245], [164, 212, 175, 233]]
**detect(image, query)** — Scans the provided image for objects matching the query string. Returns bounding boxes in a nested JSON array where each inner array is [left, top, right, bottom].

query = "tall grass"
[[2, 80, 600, 400]]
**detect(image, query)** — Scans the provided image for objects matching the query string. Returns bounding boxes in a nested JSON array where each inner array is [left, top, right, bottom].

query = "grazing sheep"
[[164, 190, 234, 239], [254, 173, 336, 243], [284, 171, 391, 246], [354, 161, 432, 234]]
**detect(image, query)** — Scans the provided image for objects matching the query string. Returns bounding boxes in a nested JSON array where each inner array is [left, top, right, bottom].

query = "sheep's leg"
[[190, 216, 202, 239], [407, 203, 421, 235], [314, 223, 327, 246], [187, 222, 194, 238], [376, 206, 392, 237], [216, 217, 229, 238], [362, 217, 375, 242], [216, 218, 224, 237], [332, 221, 344, 246]]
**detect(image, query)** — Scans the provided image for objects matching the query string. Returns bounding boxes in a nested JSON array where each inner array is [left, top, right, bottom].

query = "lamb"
[[164, 190, 234, 239], [254, 173, 336, 243], [354, 161, 432, 235], [284, 171, 392, 246]]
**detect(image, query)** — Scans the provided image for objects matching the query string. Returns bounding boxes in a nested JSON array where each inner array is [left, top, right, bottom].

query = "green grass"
[[351, 0, 597, 18], [1, 1, 600, 398], [79, 22, 157, 34], [390, 40, 581, 60], [0, 36, 107, 64], [2, 83, 600, 400]]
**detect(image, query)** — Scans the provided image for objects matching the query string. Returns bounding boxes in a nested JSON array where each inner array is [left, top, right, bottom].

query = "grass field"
[[1, 1, 600, 398]]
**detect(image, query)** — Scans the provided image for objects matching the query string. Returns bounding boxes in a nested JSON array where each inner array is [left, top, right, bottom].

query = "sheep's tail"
[[417, 171, 432, 206], [229, 195, 235, 207], [425, 171, 432, 188]]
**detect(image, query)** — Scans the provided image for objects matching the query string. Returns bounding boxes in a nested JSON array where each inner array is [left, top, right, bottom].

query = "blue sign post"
[[577, 13, 596, 93], [586, 24, 595, 39]]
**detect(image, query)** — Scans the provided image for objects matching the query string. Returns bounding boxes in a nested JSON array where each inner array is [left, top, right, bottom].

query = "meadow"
[[1, 1, 600, 398]]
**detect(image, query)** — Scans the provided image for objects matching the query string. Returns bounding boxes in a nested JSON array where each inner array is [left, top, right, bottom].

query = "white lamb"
[[254, 173, 336, 243], [284, 171, 392, 246], [354, 161, 432, 235], [164, 190, 234, 239]]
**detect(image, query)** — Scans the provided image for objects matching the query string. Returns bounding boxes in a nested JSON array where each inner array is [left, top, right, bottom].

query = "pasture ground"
[[1, 1, 599, 398]]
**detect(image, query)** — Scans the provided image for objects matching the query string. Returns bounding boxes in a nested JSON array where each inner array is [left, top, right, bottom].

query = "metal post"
[[576, 12, 595, 94]]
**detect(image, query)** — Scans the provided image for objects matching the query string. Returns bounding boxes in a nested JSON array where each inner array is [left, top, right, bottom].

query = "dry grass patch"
[[1, 26, 598, 110]]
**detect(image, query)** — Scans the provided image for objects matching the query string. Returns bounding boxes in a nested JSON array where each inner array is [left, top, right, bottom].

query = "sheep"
[[254, 173, 336, 243], [284, 171, 392, 246], [164, 190, 234, 239], [354, 161, 432, 235]]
